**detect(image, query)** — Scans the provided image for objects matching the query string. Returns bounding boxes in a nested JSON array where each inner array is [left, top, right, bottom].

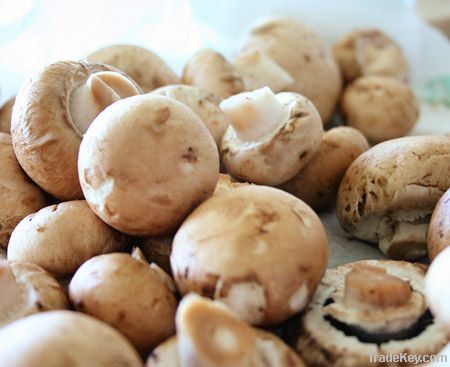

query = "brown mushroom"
[[11, 61, 140, 200], [0, 96, 15, 133], [427, 188, 450, 261], [78, 94, 219, 236]]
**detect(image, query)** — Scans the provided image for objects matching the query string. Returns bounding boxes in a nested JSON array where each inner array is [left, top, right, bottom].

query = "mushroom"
[[336, 136, 450, 261], [11, 61, 141, 200], [146, 294, 306, 367], [296, 260, 449, 367], [427, 188, 450, 261], [333, 29, 408, 83], [238, 16, 342, 123], [341, 76, 419, 143], [87, 44, 179, 93], [0, 310, 143, 367], [7, 200, 127, 277], [151, 85, 231, 145], [78, 94, 219, 236], [0, 260, 68, 328], [69, 252, 177, 356], [232, 50, 294, 92], [220, 88, 323, 186], [0, 96, 15, 133], [171, 185, 328, 326], [212, 173, 249, 196], [279, 126, 369, 211], [182, 49, 244, 101], [0, 133, 46, 249]]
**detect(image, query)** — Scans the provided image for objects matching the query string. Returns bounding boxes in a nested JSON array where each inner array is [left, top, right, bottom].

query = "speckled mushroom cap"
[[333, 29, 408, 83], [0, 96, 15, 133], [11, 61, 140, 200], [151, 85, 231, 145], [78, 94, 219, 237], [0, 310, 143, 367], [0, 260, 68, 328], [171, 185, 328, 326], [239, 16, 342, 123], [182, 48, 244, 101], [427, 189, 450, 261], [341, 76, 419, 143], [280, 126, 369, 211], [86, 44, 179, 93], [337, 136, 450, 261], [0, 133, 46, 249], [220, 91, 323, 186], [296, 260, 449, 367], [69, 253, 177, 356], [7, 200, 127, 277]]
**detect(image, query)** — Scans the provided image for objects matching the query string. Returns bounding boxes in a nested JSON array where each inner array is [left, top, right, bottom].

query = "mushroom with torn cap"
[[220, 87, 323, 186], [0, 310, 143, 367], [296, 260, 449, 367], [427, 188, 450, 261], [11, 61, 140, 200], [7, 200, 127, 277], [87, 44, 179, 93], [0, 133, 46, 249], [337, 136, 450, 261], [171, 185, 328, 326], [78, 94, 219, 236], [0, 96, 15, 133]]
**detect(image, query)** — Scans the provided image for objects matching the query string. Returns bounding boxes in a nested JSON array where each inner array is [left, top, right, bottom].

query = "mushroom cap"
[[213, 174, 250, 196], [11, 61, 140, 200], [151, 85, 231, 145], [427, 188, 450, 261], [296, 260, 448, 367], [7, 200, 127, 277], [0, 260, 68, 328], [239, 16, 342, 123], [333, 29, 408, 83], [69, 253, 176, 355], [341, 76, 419, 143], [221, 92, 323, 186], [280, 126, 369, 211], [182, 48, 244, 101], [87, 44, 179, 93], [78, 94, 219, 236], [337, 136, 450, 260], [0, 96, 15, 133], [426, 247, 450, 335], [0, 310, 143, 367], [171, 185, 328, 325], [0, 133, 46, 249]]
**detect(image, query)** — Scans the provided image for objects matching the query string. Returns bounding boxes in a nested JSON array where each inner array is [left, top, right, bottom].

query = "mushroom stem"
[[0, 261, 23, 313], [344, 265, 412, 311], [219, 87, 288, 142], [69, 71, 139, 135]]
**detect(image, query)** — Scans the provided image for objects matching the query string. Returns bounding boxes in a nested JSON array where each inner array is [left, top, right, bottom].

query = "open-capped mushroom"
[[0, 260, 68, 328], [7, 200, 127, 277], [220, 88, 323, 186], [69, 252, 176, 356], [0, 133, 46, 249], [0, 96, 14, 133], [171, 185, 328, 326], [427, 188, 450, 261], [341, 76, 419, 143], [296, 260, 448, 367], [238, 16, 342, 123], [147, 294, 306, 367], [337, 136, 450, 260], [87, 44, 179, 93], [0, 310, 143, 366], [11, 61, 140, 200], [151, 85, 231, 145], [333, 29, 408, 83], [280, 126, 369, 210], [182, 49, 244, 101], [78, 94, 219, 236]]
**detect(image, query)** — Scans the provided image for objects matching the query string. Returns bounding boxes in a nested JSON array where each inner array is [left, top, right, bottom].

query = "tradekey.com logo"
[[370, 353, 448, 365]]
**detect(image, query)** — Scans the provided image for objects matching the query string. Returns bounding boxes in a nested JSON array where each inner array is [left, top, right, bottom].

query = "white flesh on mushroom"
[[219, 87, 289, 142], [69, 71, 140, 135]]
